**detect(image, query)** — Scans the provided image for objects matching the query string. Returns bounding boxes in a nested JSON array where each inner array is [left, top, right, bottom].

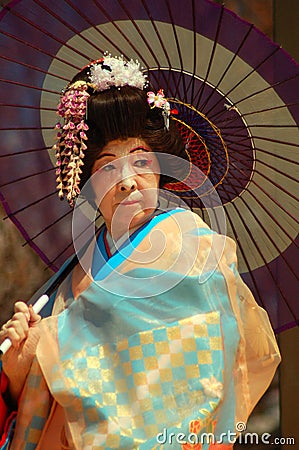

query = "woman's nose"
[[117, 161, 138, 192], [118, 177, 137, 192]]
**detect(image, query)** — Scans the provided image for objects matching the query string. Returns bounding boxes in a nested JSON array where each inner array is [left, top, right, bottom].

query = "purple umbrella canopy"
[[0, 0, 298, 332]]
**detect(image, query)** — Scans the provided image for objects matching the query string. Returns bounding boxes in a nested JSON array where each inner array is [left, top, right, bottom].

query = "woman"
[[0, 55, 280, 449]]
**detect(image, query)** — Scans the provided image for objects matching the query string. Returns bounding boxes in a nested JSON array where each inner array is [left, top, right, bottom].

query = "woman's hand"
[[0, 301, 41, 403]]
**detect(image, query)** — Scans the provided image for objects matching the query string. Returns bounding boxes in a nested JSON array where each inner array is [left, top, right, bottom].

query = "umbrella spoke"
[[3, 4, 94, 62], [222, 206, 265, 307], [0, 190, 59, 272], [1, 54, 69, 82], [0, 167, 55, 188], [208, 71, 299, 122], [163, 0, 187, 98], [0, 29, 80, 71], [236, 102, 299, 118], [48, 210, 102, 267], [226, 162, 299, 240], [0, 146, 52, 158], [4, 190, 57, 217], [23, 207, 73, 244], [223, 157, 299, 214], [194, 4, 224, 107], [221, 179, 298, 323], [141, 0, 172, 68], [227, 133, 299, 148], [205, 45, 281, 118], [0, 125, 54, 131], [199, 24, 254, 111], [0, 77, 60, 95], [1, 103, 56, 112], [33, 0, 104, 56]]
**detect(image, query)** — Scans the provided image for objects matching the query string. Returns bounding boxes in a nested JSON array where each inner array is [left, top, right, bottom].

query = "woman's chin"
[[109, 206, 156, 238]]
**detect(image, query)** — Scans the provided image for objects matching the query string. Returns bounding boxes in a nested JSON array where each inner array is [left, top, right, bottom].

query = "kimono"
[[1, 209, 280, 449]]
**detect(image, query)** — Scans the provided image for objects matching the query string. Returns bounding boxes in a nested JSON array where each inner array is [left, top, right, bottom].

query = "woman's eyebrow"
[[130, 146, 150, 153], [97, 146, 150, 160], [96, 152, 116, 160]]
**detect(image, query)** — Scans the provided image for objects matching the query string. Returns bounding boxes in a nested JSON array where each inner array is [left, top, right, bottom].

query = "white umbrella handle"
[[0, 294, 49, 356]]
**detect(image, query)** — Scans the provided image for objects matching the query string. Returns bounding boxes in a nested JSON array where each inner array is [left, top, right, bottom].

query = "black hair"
[[70, 65, 188, 189]]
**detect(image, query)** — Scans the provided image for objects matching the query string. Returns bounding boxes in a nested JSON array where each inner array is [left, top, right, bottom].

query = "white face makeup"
[[91, 137, 160, 239]]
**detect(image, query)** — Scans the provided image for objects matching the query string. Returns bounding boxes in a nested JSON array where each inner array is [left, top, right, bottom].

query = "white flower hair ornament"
[[54, 54, 148, 207], [89, 55, 147, 91]]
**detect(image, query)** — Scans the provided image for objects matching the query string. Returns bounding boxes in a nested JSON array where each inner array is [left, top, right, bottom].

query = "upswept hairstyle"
[[69, 67, 188, 190]]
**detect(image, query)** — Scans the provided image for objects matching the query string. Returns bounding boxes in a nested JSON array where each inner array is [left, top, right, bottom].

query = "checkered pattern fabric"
[[10, 357, 53, 449], [51, 311, 224, 448]]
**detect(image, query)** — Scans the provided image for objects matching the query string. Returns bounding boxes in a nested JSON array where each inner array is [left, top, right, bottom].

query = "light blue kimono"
[[7, 209, 280, 450]]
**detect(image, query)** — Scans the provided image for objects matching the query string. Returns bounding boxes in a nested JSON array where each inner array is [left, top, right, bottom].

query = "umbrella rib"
[[209, 71, 299, 122], [219, 138, 299, 191], [140, 0, 178, 96], [0, 78, 60, 95], [199, 24, 254, 111], [0, 29, 80, 71], [227, 133, 299, 149], [48, 211, 102, 267], [115, 0, 161, 67], [23, 208, 73, 244], [0, 55, 69, 82], [222, 151, 299, 210], [214, 167, 298, 320], [0, 126, 54, 131], [184, 0, 198, 103], [3, 5, 94, 62], [188, 190, 265, 305], [190, 0, 197, 102], [222, 123, 299, 130], [0, 147, 51, 158], [0, 167, 55, 188], [224, 178, 298, 322], [220, 130, 299, 149], [205, 44, 281, 118], [33, 0, 104, 57], [239, 101, 299, 118], [0, 190, 58, 272], [163, 0, 187, 98], [220, 201, 265, 306], [242, 156, 298, 185], [24, 197, 95, 245], [4, 191, 57, 217], [194, 4, 224, 107], [254, 147, 298, 165], [141, 0, 172, 68], [91, 0, 144, 59], [228, 161, 299, 245], [0, 103, 56, 112]]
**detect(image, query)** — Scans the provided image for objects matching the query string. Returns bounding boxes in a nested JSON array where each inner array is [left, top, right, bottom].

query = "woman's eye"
[[101, 163, 116, 172], [134, 159, 151, 168]]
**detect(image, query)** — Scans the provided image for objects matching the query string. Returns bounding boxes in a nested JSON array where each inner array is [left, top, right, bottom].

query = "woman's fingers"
[[14, 300, 30, 319], [0, 301, 42, 350], [28, 304, 42, 326], [0, 302, 32, 347]]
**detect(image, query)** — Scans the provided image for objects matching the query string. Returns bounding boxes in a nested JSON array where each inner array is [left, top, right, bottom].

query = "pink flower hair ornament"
[[54, 55, 177, 207], [54, 80, 90, 207], [147, 89, 178, 130], [54, 54, 148, 207]]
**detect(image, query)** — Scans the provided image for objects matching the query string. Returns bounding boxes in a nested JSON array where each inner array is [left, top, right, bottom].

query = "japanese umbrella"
[[0, 0, 298, 333]]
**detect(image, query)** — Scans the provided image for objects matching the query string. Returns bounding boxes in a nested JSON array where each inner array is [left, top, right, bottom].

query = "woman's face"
[[91, 137, 160, 238]]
